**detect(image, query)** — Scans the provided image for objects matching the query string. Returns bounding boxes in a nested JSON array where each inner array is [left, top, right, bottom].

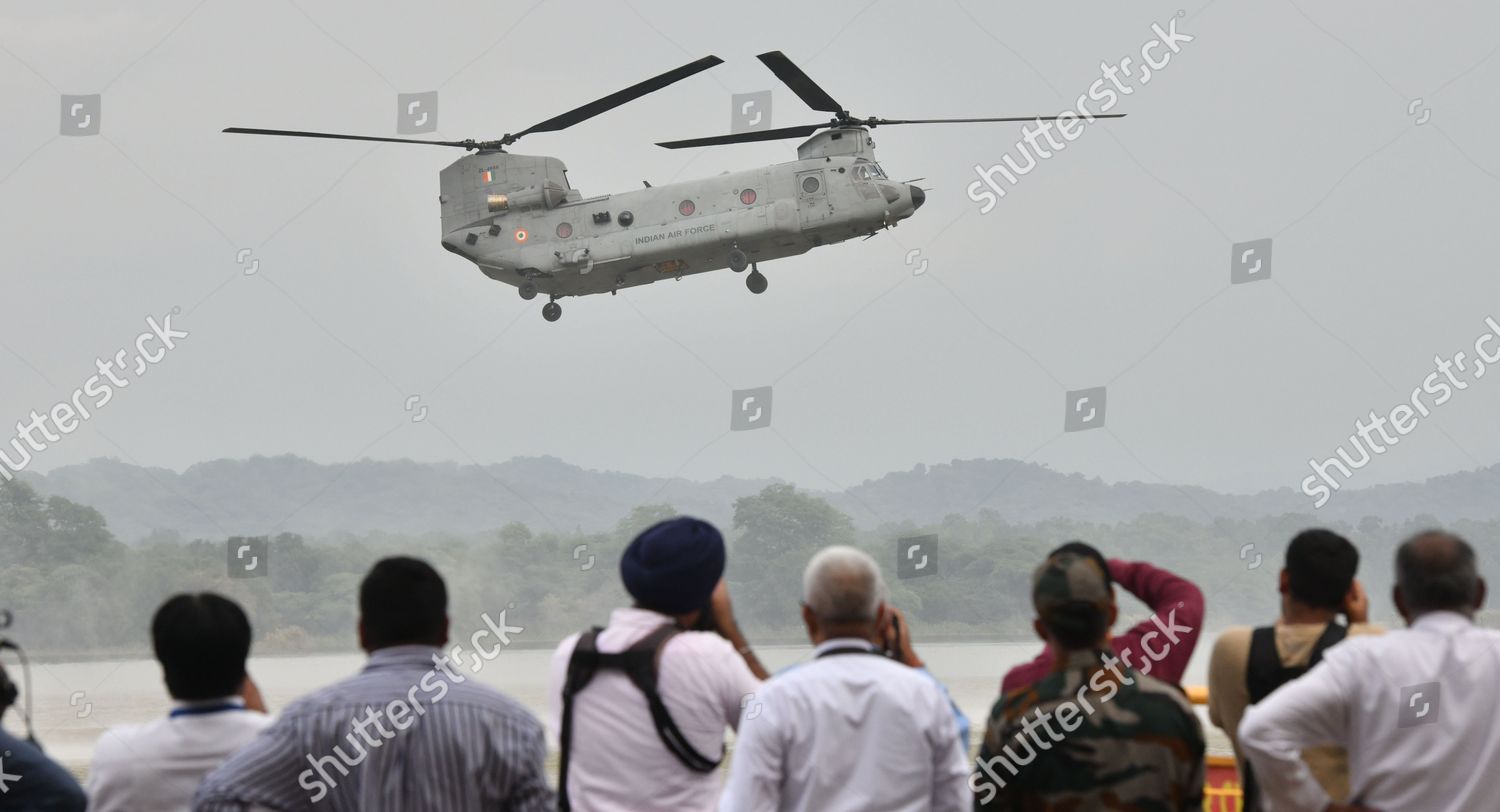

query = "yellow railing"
[[1186, 685, 1244, 811]]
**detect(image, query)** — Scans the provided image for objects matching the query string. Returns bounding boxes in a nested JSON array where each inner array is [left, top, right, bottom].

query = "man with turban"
[[548, 517, 765, 812]]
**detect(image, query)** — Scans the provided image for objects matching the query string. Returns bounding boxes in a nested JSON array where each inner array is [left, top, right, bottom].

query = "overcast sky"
[[2, 0, 1499, 497]]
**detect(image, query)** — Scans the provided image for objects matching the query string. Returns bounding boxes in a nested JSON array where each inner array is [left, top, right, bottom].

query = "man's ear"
[[1279, 569, 1290, 596], [1107, 601, 1119, 629], [1032, 617, 1050, 644], [801, 603, 819, 639], [1393, 586, 1410, 625], [439, 615, 451, 648], [357, 618, 369, 653], [1475, 578, 1488, 612]]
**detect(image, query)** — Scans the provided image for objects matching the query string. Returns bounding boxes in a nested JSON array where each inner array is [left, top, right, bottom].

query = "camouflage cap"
[[1032, 551, 1113, 620]]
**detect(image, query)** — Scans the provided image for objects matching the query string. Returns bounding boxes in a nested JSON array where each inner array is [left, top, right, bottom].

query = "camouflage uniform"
[[972, 553, 1205, 811]]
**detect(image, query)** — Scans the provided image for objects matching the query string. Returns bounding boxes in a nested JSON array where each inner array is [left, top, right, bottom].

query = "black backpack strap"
[[1306, 620, 1347, 669], [1245, 626, 1286, 704], [557, 624, 724, 810], [1241, 622, 1349, 810], [558, 627, 605, 812], [619, 624, 723, 774]]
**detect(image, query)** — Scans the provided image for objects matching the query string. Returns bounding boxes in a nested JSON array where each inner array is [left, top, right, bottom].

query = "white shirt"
[[718, 638, 969, 812], [548, 607, 762, 812], [1239, 611, 1500, 812], [88, 697, 271, 812]]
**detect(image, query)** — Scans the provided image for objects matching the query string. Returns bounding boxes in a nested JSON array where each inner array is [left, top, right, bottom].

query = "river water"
[[16, 639, 1228, 778]]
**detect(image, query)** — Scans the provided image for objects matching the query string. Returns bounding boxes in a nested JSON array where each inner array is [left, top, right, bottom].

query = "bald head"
[[1396, 531, 1483, 619], [802, 546, 885, 628]]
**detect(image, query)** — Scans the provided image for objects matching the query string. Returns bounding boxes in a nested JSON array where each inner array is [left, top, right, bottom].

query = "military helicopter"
[[227, 52, 1121, 322]]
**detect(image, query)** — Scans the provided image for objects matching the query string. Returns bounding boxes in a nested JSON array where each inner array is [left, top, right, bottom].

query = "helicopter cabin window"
[[740, 189, 757, 205], [801, 175, 821, 194], [854, 161, 887, 180], [556, 222, 573, 239], [679, 200, 695, 216], [617, 211, 634, 227]]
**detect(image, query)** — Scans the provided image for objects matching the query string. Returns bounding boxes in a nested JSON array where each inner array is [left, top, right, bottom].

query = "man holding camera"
[[548, 517, 766, 812]]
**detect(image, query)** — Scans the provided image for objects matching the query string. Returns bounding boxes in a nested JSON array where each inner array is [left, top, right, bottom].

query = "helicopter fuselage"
[[226, 49, 1104, 321], [439, 127, 924, 299]]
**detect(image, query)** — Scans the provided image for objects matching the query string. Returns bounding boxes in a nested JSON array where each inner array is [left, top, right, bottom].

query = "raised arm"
[[1109, 559, 1204, 684], [1001, 559, 1205, 693], [884, 607, 970, 751], [711, 580, 770, 680]]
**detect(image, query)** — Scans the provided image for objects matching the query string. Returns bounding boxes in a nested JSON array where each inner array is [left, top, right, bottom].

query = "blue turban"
[[620, 517, 726, 615]]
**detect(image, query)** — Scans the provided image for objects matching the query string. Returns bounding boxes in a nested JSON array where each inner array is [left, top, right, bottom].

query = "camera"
[[0, 609, 36, 745]]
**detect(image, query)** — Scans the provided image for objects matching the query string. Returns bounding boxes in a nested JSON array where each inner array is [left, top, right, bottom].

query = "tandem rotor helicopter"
[[227, 52, 1122, 322]]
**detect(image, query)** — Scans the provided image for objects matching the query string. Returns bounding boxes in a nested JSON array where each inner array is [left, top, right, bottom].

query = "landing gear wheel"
[[728, 248, 749, 273], [542, 301, 562, 322], [746, 269, 768, 294], [519, 282, 537, 301]]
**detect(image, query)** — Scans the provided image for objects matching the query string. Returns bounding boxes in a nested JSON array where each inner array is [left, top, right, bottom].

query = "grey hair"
[[802, 546, 886, 625], [1396, 530, 1481, 615]]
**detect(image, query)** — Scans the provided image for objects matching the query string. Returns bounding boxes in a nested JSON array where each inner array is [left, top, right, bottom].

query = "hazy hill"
[[21, 454, 1500, 542], [833, 459, 1500, 527]]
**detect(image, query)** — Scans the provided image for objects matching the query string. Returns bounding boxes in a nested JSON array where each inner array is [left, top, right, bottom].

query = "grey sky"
[[2, 0, 1499, 497]]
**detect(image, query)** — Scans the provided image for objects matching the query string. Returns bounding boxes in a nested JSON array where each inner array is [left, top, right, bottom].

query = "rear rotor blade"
[[656, 122, 828, 149], [222, 127, 477, 148], [756, 51, 844, 114], [510, 55, 724, 141]]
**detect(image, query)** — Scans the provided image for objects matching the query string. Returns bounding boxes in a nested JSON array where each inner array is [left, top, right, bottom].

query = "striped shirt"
[[191, 645, 553, 812]]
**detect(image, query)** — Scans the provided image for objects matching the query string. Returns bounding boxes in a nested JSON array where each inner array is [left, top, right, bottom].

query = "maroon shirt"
[[1000, 559, 1205, 694]]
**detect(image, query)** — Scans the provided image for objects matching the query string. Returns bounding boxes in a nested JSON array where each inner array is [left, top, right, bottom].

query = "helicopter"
[[226, 51, 1122, 322]]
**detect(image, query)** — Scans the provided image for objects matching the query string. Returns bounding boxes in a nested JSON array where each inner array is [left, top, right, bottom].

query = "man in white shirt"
[[549, 517, 766, 812], [89, 593, 271, 812], [719, 546, 969, 812], [1240, 530, 1500, 812]]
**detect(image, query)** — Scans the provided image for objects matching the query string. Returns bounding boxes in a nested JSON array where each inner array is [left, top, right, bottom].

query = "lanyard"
[[169, 702, 243, 718], [816, 645, 884, 659]]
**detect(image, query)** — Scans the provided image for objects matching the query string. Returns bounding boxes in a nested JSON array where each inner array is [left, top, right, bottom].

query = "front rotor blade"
[[222, 127, 476, 148], [512, 55, 724, 140], [655, 122, 828, 149], [868, 114, 1127, 125], [756, 51, 844, 114]]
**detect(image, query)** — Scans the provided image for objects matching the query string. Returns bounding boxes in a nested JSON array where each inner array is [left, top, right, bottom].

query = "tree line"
[[1, 478, 1488, 658]]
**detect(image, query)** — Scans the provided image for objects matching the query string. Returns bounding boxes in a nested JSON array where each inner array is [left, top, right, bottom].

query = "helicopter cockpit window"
[[855, 161, 887, 180], [852, 164, 871, 181]]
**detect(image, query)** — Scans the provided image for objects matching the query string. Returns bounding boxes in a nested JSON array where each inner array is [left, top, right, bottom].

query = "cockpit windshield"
[[853, 161, 889, 181]]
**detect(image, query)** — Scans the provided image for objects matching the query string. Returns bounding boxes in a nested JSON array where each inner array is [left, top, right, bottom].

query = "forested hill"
[[19, 454, 1500, 543]]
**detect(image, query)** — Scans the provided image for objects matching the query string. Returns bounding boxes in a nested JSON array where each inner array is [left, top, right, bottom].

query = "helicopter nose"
[[909, 185, 926, 209]]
